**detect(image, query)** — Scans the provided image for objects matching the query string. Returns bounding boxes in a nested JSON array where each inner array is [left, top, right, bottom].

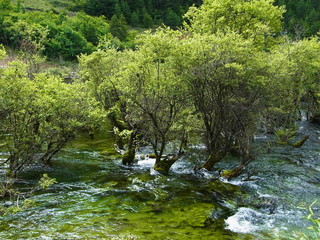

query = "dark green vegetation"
[[0, 0, 137, 61], [275, 0, 320, 37], [82, 0, 203, 28], [1, 0, 320, 61], [0, 0, 320, 239]]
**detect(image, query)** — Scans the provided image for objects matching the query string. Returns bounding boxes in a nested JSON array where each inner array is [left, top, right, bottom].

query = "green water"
[[0, 123, 320, 239]]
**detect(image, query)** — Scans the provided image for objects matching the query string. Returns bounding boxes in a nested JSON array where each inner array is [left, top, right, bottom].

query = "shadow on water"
[[0, 123, 319, 239]]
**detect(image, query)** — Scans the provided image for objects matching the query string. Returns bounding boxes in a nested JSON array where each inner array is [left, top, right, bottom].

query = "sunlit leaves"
[[0, 61, 103, 173], [184, 0, 285, 47]]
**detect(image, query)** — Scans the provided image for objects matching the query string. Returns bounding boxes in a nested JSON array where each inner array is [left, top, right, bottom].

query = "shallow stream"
[[0, 121, 319, 239]]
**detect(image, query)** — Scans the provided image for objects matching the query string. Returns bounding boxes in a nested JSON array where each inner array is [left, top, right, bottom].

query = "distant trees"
[[0, 7, 110, 60], [82, 0, 202, 28], [109, 14, 128, 41], [275, 0, 320, 37], [80, 0, 320, 36]]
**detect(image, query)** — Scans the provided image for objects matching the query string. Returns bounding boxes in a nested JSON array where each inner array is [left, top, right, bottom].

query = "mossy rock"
[[291, 135, 309, 148], [207, 179, 243, 200], [154, 156, 180, 174], [154, 161, 172, 174], [220, 165, 245, 180]]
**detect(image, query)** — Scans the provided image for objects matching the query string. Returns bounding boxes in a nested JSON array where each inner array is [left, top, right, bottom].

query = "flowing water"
[[0, 122, 319, 240]]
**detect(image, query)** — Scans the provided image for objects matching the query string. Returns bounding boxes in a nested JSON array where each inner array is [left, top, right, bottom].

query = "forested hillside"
[[79, 0, 320, 36], [0, 0, 319, 62], [82, 0, 202, 27], [275, 0, 320, 37]]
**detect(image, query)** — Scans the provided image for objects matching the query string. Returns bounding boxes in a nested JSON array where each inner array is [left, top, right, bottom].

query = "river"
[[0, 121, 319, 239]]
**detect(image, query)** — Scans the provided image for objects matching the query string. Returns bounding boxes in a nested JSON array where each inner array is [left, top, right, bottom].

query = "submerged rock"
[[254, 196, 277, 214], [207, 179, 243, 198], [291, 135, 309, 148], [4, 201, 13, 207]]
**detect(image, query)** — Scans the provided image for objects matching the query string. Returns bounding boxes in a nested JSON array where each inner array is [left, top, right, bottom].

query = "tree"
[[143, 13, 154, 28], [3, 19, 48, 77], [0, 0, 14, 43], [164, 8, 181, 28], [109, 14, 128, 41], [184, 0, 285, 48], [85, 0, 118, 18], [183, 32, 268, 171], [121, 28, 192, 173], [46, 25, 94, 60], [79, 48, 135, 164], [0, 59, 102, 176], [130, 11, 139, 27], [68, 12, 109, 46], [179, 0, 286, 171], [264, 37, 320, 128]]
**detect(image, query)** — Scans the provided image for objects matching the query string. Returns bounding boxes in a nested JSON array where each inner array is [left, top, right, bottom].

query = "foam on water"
[[136, 157, 156, 168], [225, 207, 275, 234]]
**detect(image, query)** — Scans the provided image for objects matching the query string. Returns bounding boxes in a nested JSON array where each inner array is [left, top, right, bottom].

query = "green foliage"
[[275, 128, 296, 144], [79, 48, 125, 110], [289, 201, 320, 240], [142, 13, 154, 28], [263, 37, 320, 129], [46, 25, 94, 60], [184, 0, 285, 47], [0, 199, 36, 216], [0, 173, 56, 216], [83, 0, 202, 28], [164, 8, 181, 28], [110, 14, 128, 41], [182, 31, 269, 169], [121, 28, 192, 165], [67, 12, 109, 46], [38, 173, 57, 189], [130, 11, 139, 27], [0, 60, 103, 174], [0, 6, 111, 60], [275, 0, 320, 37], [0, 44, 5, 59]]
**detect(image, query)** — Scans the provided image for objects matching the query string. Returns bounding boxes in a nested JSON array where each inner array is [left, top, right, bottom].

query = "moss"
[[107, 107, 129, 131], [291, 135, 309, 148], [154, 160, 173, 174], [207, 179, 243, 197], [220, 165, 245, 180], [200, 153, 226, 171], [154, 156, 181, 174]]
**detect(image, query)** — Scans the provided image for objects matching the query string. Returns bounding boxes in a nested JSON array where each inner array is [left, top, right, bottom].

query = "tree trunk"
[[153, 155, 181, 174], [122, 148, 136, 165], [122, 130, 137, 165], [200, 152, 226, 171], [220, 164, 246, 180]]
